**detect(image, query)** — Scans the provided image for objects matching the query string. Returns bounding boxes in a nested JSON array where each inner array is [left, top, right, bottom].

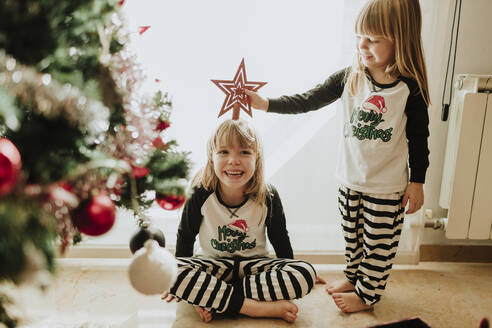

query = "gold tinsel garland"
[[0, 50, 110, 140]]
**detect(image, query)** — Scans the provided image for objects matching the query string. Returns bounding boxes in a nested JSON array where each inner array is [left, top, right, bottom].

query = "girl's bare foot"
[[332, 292, 373, 313], [325, 279, 355, 294], [240, 299, 299, 323], [194, 306, 213, 323]]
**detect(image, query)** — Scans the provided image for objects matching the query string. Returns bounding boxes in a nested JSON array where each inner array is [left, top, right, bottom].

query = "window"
[[76, 0, 422, 264]]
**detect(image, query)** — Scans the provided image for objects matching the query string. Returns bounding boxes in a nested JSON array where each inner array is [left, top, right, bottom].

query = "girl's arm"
[[404, 79, 430, 184], [266, 185, 294, 259], [175, 187, 208, 257], [267, 67, 348, 115], [402, 79, 429, 215]]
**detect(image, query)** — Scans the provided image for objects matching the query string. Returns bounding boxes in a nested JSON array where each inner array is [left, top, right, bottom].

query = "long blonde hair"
[[192, 119, 267, 204], [346, 0, 430, 106]]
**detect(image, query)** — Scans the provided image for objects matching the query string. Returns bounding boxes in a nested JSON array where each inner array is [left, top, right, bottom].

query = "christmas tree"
[[0, 1, 190, 326]]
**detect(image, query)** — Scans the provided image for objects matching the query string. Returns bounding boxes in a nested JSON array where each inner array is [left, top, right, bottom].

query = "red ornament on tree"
[[155, 120, 170, 131], [73, 192, 116, 236], [152, 137, 167, 149], [58, 181, 74, 192], [131, 165, 150, 178], [156, 194, 185, 211], [0, 138, 22, 196]]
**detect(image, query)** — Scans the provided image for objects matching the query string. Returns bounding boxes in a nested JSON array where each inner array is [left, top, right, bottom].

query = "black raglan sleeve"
[[265, 185, 294, 259], [267, 67, 348, 114], [175, 186, 210, 257], [404, 80, 430, 183]]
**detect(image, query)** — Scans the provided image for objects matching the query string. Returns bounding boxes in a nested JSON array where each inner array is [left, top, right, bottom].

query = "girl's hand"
[[244, 89, 269, 111], [194, 306, 213, 323], [161, 291, 181, 303], [316, 276, 327, 284], [402, 182, 424, 214]]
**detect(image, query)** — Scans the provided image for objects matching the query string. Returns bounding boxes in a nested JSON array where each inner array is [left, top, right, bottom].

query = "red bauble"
[[155, 120, 170, 131], [73, 193, 116, 236], [156, 194, 185, 211], [0, 138, 22, 196], [152, 137, 167, 149], [58, 182, 74, 192], [131, 165, 150, 178]]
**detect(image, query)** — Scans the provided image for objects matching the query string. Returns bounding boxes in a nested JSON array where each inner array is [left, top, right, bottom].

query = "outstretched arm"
[[246, 68, 348, 115]]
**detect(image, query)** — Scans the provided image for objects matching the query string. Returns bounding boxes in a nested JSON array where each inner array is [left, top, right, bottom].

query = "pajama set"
[[171, 184, 316, 315], [268, 67, 429, 305]]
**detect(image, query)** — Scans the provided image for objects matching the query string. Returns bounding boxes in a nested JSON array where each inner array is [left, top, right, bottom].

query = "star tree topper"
[[211, 58, 267, 120]]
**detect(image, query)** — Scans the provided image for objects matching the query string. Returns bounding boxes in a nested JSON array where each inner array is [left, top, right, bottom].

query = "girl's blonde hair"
[[346, 0, 430, 106], [192, 119, 267, 204]]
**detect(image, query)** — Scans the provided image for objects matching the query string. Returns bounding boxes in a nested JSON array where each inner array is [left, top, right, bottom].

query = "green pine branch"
[[0, 198, 56, 282]]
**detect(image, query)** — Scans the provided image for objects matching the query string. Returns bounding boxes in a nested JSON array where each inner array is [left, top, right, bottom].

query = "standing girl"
[[245, 0, 430, 313], [163, 119, 316, 323]]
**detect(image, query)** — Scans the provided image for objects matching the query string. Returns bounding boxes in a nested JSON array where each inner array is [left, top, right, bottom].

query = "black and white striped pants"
[[338, 186, 405, 305], [169, 256, 316, 315]]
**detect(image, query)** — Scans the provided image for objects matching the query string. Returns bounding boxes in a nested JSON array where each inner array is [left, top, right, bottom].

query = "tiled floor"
[[3, 261, 491, 328]]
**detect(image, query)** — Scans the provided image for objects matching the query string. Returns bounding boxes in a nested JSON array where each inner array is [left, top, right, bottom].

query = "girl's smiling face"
[[212, 137, 256, 195], [356, 34, 395, 72]]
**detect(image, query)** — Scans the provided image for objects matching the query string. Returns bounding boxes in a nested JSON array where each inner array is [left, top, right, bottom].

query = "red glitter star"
[[211, 58, 267, 120]]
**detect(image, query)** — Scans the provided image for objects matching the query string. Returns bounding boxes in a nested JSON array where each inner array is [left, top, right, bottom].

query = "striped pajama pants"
[[338, 186, 405, 305], [169, 256, 316, 315]]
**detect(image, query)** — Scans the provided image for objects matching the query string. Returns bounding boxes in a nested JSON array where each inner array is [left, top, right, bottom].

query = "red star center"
[[211, 58, 267, 119]]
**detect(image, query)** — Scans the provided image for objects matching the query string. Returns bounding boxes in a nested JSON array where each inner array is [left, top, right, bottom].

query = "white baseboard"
[[61, 245, 420, 265], [293, 250, 420, 265]]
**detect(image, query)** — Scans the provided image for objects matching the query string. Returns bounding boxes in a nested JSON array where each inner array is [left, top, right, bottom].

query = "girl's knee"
[[286, 260, 317, 294], [304, 262, 317, 290]]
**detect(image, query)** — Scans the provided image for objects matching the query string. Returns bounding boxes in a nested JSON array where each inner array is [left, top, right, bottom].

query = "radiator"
[[439, 74, 492, 239]]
